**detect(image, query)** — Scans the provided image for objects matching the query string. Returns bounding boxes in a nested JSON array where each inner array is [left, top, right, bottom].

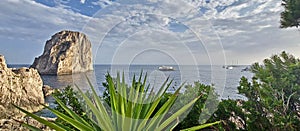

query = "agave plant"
[[15, 72, 220, 131]]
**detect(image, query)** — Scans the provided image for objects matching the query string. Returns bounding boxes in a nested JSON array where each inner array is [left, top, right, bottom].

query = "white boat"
[[158, 66, 175, 71], [224, 60, 239, 70], [226, 66, 234, 70]]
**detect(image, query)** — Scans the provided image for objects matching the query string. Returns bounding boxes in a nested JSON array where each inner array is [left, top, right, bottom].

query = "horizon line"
[[7, 63, 251, 66]]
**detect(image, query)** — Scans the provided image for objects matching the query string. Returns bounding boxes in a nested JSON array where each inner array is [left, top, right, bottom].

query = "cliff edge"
[[0, 55, 45, 119]]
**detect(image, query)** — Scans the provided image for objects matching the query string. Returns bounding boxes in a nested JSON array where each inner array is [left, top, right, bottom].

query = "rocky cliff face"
[[31, 30, 93, 75], [0, 55, 45, 119]]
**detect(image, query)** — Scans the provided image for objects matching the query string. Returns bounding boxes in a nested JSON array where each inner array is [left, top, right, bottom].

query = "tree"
[[238, 52, 300, 130], [280, 0, 300, 28], [210, 51, 300, 130]]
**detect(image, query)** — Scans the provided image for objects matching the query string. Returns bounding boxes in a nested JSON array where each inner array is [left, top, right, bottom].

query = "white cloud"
[[0, 0, 90, 41], [80, 0, 86, 4], [91, 0, 114, 8], [0, 0, 92, 63], [63, 0, 300, 65], [0, 0, 299, 65]]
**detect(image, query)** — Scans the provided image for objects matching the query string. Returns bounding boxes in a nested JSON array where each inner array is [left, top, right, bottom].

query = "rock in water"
[[31, 30, 93, 75], [0, 55, 44, 119]]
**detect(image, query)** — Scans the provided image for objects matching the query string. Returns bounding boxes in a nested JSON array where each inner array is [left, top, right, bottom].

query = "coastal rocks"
[[42, 85, 54, 97], [0, 117, 55, 131], [0, 55, 45, 119], [31, 30, 93, 75]]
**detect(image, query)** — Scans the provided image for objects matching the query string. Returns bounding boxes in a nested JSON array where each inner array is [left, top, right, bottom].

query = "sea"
[[8, 64, 253, 117], [8, 64, 253, 100]]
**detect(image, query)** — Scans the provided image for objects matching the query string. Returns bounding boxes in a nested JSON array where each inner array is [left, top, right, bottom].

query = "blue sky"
[[0, 0, 299, 65]]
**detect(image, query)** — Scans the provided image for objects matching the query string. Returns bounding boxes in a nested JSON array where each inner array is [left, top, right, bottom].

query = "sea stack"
[[0, 55, 45, 118], [31, 30, 93, 75]]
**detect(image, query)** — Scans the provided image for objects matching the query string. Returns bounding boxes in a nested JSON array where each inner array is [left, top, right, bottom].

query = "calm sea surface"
[[8, 64, 253, 117], [9, 64, 252, 99]]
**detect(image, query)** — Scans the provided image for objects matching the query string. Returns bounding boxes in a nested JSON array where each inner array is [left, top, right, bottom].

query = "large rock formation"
[[0, 55, 45, 119], [31, 30, 93, 75]]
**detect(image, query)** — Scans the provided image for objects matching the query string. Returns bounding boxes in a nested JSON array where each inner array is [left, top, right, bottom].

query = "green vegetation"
[[210, 51, 300, 130], [281, 0, 300, 28], [102, 74, 220, 130], [208, 99, 245, 130], [173, 82, 219, 130], [238, 51, 300, 130], [14, 51, 300, 130], [52, 86, 93, 130], [15, 72, 220, 130]]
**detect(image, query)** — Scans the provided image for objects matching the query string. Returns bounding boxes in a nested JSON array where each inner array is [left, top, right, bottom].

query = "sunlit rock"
[[31, 30, 93, 75]]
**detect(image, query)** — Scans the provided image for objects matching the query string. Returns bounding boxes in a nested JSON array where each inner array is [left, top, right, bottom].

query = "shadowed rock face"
[[0, 55, 44, 119], [31, 30, 93, 75]]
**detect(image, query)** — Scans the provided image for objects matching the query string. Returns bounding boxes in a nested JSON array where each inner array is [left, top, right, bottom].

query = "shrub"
[[174, 82, 219, 130], [52, 86, 92, 130], [238, 51, 300, 130], [210, 51, 300, 130], [15, 72, 220, 130], [102, 74, 221, 130]]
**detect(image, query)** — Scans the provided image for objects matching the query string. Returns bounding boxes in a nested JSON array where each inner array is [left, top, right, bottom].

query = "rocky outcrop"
[[0, 117, 55, 131], [42, 85, 54, 97], [0, 55, 45, 119], [31, 30, 93, 75]]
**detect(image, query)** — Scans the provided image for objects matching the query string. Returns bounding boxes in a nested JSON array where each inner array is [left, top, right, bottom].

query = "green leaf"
[[52, 96, 91, 126], [43, 105, 94, 131], [180, 121, 221, 131], [157, 95, 200, 130], [75, 84, 113, 130], [21, 123, 43, 131], [13, 105, 66, 131]]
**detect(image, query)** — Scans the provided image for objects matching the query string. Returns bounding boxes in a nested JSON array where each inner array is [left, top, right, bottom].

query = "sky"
[[0, 0, 299, 65]]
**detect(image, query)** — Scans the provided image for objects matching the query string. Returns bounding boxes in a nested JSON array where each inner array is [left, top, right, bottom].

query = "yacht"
[[158, 65, 175, 71], [226, 66, 234, 70]]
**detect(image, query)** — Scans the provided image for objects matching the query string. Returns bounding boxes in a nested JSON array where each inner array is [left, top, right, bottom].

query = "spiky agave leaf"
[[15, 72, 220, 131]]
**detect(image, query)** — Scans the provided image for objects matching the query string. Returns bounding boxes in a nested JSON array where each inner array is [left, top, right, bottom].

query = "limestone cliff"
[[31, 30, 93, 75], [0, 55, 45, 118]]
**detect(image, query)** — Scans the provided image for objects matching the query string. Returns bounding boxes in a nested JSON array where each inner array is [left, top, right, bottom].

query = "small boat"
[[224, 60, 239, 70], [241, 66, 251, 72], [226, 66, 234, 70], [223, 65, 239, 70], [158, 66, 175, 71]]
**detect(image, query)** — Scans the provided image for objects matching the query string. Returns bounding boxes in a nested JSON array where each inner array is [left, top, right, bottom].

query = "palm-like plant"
[[15, 72, 220, 131]]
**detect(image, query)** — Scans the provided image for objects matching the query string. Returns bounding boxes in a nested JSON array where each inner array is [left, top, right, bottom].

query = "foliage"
[[15, 72, 220, 130], [238, 51, 300, 130], [52, 86, 92, 130], [208, 99, 245, 131], [281, 0, 300, 28], [211, 51, 300, 130], [173, 82, 219, 130], [102, 75, 222, 130]]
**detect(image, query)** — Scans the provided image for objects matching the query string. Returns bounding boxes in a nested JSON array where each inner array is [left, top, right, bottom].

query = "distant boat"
[[223, 65, 239, 70], [223, 60, 239, 70], [158, 65, 175, 71], [226, 66, 234, 70], [241, 66, 251, 72]]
